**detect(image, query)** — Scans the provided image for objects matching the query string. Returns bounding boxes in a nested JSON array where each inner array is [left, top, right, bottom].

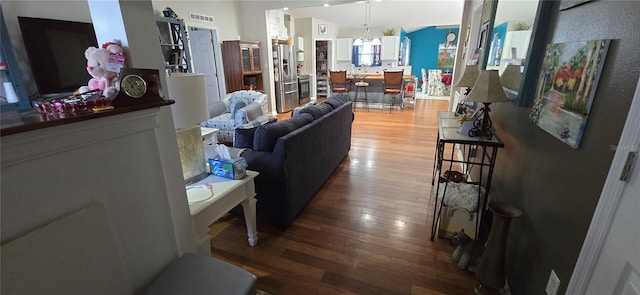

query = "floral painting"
[[437, 43, 456, 70], [530, 39, 610, 149]]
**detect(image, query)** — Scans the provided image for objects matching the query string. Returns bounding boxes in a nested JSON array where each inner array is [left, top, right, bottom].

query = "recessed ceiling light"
[[283, 7, 289, 10], [323, 3, 330, 7]]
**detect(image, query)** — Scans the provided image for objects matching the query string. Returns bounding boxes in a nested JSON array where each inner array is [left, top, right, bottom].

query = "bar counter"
[[338, 74, 416, 104]]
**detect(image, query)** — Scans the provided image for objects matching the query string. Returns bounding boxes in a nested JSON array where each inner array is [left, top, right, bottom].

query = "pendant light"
[[353, 0, 380, 45]]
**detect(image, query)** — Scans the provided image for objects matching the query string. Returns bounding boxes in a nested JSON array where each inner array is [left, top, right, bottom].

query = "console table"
[[188, 171, 259, 256], [430, 112, 504, 243]]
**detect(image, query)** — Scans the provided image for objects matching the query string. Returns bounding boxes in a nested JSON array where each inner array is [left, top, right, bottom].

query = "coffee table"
[[187, 171, 259, 256]]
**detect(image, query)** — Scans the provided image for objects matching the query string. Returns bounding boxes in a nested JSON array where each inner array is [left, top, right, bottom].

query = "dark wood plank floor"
[[208, 99, 478, 294]]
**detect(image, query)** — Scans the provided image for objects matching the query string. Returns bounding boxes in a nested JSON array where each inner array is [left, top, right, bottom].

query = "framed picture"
[[318, 24, 328, 35], [437, 43, 457, 69], [529, 39, 610, 149]]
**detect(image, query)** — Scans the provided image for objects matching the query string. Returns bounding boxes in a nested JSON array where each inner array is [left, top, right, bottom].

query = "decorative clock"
[[446, 32, 457, 43], [110, 68, 164, 107]]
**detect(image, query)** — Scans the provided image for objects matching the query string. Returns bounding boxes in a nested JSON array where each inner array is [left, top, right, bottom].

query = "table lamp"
[[499, 64, 522, 91], [453, 64, 480, 96], [167, 73, 208, 130], [167, 73, 209, 184], [463, 70, 510, 139]]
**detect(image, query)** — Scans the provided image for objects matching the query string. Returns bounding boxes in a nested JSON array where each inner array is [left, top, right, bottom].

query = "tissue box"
[[208, 157, 248, 180]]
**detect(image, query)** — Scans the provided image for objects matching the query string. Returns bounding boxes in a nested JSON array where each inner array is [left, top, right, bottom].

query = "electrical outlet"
[[545, 270, 560, 295]]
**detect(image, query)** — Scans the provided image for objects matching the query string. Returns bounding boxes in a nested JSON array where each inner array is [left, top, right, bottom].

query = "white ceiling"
[[288, 0, 465, 33]]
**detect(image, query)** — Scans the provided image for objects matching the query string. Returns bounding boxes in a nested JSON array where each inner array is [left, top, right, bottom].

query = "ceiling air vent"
[[189, 13, 214, 24]]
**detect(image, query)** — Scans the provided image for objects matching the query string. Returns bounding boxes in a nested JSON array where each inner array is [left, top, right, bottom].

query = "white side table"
[[188, 171, 259, 256], [200, 127, 219, 145]]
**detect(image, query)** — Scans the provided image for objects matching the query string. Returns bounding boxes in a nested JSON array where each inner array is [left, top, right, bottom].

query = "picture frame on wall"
[[529, 39, 610, 149], [318, 24, 328, 35]]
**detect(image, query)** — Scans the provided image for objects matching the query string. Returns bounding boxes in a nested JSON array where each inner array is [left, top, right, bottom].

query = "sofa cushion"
[[253, 120, 296, 152], [317, 103, 334, 116], [208, 100, 228, 118], [234, 117, 277, 149], [324, 96, 348, 109], [299, 103, 332, 120], [327, 94, 349, 105], [200, 113, 235, 130], [287, 113, 314, 129]]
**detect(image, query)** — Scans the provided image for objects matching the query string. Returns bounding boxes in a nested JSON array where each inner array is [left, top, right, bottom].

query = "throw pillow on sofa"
[[229, 96, 249, 121], [234, 117, 277, 149], [208, 100, 228, 118], [324, 95, 348, 109], [242, 103, 264, 122], [252, 113, 314, 152], [287, 113, 314, 129]]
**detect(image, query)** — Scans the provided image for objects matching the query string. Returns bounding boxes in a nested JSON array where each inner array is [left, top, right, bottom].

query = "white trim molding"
[[566, 77, 640, 293]]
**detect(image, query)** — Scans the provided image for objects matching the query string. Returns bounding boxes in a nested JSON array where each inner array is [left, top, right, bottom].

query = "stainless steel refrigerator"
[[274, 44, 298, 113]]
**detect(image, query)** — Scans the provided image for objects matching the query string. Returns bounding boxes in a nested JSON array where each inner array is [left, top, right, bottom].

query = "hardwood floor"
[[208, 99, 478, 294]]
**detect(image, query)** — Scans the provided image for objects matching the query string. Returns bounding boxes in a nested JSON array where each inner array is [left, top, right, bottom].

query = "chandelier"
[[353, 0, 381, 46]]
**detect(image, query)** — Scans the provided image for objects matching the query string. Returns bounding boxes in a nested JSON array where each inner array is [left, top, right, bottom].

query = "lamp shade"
[[167, 73, 208, 129], [465, 70, 510, 103], [453, 65, 480, 88], [500, 64, 522, 90]]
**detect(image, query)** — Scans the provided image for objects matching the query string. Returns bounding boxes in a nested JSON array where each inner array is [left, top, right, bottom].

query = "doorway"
[[188, 27, 226, 107]]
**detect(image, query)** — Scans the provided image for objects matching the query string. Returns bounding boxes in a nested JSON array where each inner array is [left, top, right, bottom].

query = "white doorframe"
[[566, 77, 640, 293]]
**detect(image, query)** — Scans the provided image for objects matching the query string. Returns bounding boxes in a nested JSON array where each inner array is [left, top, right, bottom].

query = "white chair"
[[200, 90, 268, 143], [421, 68, 428, 94]]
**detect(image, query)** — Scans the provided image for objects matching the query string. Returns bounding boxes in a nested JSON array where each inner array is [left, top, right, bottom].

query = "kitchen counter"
[[348, 73, 415, 80]]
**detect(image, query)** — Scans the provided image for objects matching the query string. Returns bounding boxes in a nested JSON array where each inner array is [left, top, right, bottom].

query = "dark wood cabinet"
[[222, 40, 263, 92]]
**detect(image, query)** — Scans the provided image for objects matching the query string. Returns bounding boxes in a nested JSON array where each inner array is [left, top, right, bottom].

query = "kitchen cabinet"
[[156, 17, 192, 73], [380, 36, 400, 61], [336, 38, 353, 62], [222, 40, 263, 92]]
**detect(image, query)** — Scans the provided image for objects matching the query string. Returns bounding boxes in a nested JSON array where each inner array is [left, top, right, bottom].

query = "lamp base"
[[468, 103, 494, 140]]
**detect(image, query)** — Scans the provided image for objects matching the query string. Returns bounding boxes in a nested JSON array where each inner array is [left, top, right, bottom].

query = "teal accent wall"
[[407, 26, 460, 79], [488, 22, 508, 67]]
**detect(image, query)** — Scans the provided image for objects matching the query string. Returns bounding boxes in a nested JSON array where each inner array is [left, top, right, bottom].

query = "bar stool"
[[382, 71, 404, 113], [352, 77, 369, 112], [329, 71, 350, 99]]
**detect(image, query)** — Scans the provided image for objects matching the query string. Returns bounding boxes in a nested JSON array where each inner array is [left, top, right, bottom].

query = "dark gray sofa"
[[234, 95, 353, 227]]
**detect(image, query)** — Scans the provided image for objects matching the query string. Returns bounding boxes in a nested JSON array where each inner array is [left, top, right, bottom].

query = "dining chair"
[[329, 71, 350, 99], [382, 71, 404, 113]]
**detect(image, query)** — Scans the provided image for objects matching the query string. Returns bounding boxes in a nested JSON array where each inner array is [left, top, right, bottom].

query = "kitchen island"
[[341, 74, 417, 105]]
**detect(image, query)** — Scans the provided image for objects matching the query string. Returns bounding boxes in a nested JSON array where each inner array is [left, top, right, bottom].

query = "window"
[[352, 42, 381, 67]]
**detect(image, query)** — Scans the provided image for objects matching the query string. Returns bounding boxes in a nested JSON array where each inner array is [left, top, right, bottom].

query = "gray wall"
[[489, 1, 640, 294]]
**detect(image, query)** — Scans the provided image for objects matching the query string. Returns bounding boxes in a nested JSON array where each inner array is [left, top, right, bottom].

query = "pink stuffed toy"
[[78, 40, 125, 99]]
